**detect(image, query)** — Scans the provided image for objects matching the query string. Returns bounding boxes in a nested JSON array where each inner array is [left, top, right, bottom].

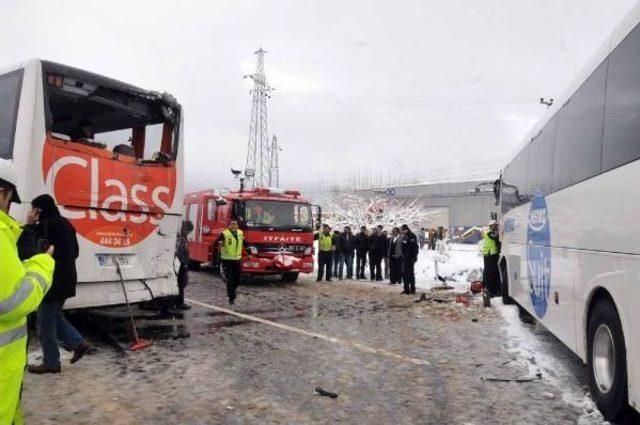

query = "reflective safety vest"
[[318, 233, 333, 252], [0, 210, 54, 425], [482, 231, 499, 256], [220, 229, 244, 261]]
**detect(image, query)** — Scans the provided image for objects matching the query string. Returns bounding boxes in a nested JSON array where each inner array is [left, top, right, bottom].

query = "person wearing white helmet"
[[0, 158, 55, 425], [458, 219, 502, 299]]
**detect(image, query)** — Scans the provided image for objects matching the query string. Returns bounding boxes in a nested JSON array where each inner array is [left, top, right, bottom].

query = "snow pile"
[[414, 243, 483, 292]]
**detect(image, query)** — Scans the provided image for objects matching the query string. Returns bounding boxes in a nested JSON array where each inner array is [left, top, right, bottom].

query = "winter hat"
[[400, 224, 410, 231]]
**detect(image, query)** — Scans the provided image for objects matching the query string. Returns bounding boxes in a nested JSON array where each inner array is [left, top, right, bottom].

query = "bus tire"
[[587, 298, 630, 422], [500, 263, 514, 305], [281, 272, 299, 283], [188, 261, 201, 271]]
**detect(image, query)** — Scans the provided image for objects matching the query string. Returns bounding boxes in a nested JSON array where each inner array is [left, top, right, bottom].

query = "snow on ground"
[[495, 303, 607, 424], [415, 242, 483, 292]]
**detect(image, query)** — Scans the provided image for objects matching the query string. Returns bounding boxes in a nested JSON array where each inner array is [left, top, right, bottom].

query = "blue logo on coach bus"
[[527, 192, 551, 318]]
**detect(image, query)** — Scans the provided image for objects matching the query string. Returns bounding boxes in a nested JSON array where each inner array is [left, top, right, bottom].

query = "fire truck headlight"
[[247, 246, 258, 255], [304, 247, 312, 255]]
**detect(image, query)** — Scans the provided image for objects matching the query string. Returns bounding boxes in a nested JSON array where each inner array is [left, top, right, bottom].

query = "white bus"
[[0, 59, 184, 309], [498, 5, 640, 421]]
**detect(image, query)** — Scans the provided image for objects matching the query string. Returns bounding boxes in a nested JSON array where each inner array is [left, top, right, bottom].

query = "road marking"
[[186, 298, 429, 366]]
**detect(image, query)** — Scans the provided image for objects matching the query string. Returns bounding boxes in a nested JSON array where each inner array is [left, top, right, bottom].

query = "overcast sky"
[[1, 0, 637, 192]]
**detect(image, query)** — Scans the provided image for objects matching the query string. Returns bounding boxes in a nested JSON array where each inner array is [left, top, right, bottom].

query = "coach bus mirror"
[[490, 212, 498, 221], [493, 178, 501, 206]]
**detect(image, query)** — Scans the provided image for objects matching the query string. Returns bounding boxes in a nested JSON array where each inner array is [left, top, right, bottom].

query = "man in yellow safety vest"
[[218, 219, 244, 304], [0, 159, 55, 425], [314, 224, 335, 282]]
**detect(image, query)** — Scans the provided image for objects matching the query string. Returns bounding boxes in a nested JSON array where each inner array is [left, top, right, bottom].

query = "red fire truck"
[[183, 188, 320, 282]]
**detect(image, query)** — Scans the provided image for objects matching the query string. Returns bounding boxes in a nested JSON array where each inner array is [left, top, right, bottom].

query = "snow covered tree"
[[323, 193, 441, 231]]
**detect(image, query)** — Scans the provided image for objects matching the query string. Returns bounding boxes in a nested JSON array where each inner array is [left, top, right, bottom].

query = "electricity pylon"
[[269, 134, 281, 187], [244, 48, 272, 188]]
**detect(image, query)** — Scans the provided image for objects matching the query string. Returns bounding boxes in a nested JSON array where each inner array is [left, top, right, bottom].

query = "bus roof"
[[0, 58, 179, 104], [501, 3, 640, 170]]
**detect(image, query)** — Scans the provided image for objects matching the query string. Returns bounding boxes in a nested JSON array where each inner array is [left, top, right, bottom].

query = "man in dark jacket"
[[400, 224, 419, 294], [175, 220, 193, 310], [338, 226, 356, 279], [388, 227, 404, 285], [354, 226, 369, 279], [25, 194, 92, 374], [368, 227, 385, 282], [331, 230, 342, 279]]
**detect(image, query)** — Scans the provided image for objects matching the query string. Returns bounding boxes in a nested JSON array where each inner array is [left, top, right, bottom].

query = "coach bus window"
[[0, 70, 23, 159], [501, 145, 530, 214], [44, 64, 180, 163], [602, 22, 640, 172], [528, 118, 557, 196], [554, 60, 607, 191]]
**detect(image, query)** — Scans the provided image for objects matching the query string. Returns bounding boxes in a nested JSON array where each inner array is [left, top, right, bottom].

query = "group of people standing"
[[417, 226, 447, 250], [315, 223, 420, 295]]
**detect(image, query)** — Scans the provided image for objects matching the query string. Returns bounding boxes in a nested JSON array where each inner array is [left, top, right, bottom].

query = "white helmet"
[[0, 159, 21, 203]]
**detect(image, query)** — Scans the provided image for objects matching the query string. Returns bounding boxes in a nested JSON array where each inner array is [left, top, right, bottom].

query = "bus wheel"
[[500, 264, 514, 305], [188, 261, 201, 271], [587, 298, 630, 422], [281, 272, 299, 283]]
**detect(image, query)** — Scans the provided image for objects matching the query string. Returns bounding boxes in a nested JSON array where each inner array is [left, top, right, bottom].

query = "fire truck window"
[[0, 70, 23, 160], [244, 201, 312, 229], [207, 199, 216, 221]]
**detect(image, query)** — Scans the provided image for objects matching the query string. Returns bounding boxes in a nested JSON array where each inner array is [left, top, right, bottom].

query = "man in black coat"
[[400, 224, 419, 294], [337, 226, 356, 279], [354, 226, 369, 279], [25, 194, 92, 374], [368, 227, 385, 282], [175, 220, 193, 310]]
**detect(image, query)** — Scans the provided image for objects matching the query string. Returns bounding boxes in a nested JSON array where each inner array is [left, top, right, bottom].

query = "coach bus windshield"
[[243, 200, 313, 231], [42, 61, 181, 162]]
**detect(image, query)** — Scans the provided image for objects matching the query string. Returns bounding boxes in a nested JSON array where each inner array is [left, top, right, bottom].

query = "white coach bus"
[[0, 59, 184, 309], [498, 5, 640, 421]]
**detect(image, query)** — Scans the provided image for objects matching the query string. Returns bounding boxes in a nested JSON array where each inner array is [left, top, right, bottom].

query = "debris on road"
[[455, 295, 470, 307], [481, 372, 543, 383], [315, 387, 339, 399], [470, 281, 483, 294]]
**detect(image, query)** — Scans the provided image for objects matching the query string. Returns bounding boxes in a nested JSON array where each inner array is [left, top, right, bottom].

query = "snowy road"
[[21, 265, 630, 424]]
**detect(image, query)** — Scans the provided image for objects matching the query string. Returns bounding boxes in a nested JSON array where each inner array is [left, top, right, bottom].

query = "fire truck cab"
[[183, 188, 319, 282]]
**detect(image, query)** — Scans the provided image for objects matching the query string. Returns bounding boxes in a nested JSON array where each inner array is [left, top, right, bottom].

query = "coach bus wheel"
[[188, 261, 201, 271], [587, 298, 630, 421], [500, 264, 514, 305], [281, 272, 299, 283]]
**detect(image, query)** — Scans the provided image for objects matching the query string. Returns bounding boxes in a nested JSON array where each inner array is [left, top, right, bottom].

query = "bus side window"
[[0, 70, 23, 160]]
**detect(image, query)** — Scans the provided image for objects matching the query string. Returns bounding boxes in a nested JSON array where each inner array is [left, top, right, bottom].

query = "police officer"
[[482, 220, 501, 297], [0, 159, 55, 425], [314, 224, 334, 282], [218, 219, 243, 305]]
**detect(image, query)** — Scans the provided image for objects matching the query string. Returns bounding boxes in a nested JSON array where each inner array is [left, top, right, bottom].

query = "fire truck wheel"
[[281, 272, 299, 283], [188, 261, 201, 271]]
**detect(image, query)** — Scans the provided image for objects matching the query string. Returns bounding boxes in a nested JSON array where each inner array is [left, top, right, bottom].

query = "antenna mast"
[[244, 48, 272, 188]]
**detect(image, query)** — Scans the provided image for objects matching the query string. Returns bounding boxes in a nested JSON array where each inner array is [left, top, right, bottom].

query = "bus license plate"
[[97, 254, 130, 267]]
